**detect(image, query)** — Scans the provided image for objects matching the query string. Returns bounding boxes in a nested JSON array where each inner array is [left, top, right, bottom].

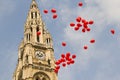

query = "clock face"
[[35, 51, 46, 60], [34, 72, 50, 80]]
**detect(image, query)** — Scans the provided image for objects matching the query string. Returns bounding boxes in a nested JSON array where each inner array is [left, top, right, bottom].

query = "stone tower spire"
[[13, 0, 57, 80], [24, 0, 53, 47]]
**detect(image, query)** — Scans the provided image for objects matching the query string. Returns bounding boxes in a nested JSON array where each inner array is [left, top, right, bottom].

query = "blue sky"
[[0, 0, 120, 80]]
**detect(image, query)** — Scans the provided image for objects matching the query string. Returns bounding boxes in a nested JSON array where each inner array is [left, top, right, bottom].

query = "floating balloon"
[[89, 20, 94, 25], [55, 61, 60, 65], [61, 54, 65, 58], [67, 58, 72, 61], [72, 54, 76, 59], [90, 39, 95, 43], [84, 45, 88, 50], [77, 23, 82, 27], [54, 69, 58, 73], [70, 22, 75, 27], [111, 29, 115, 34], [83, 24, 88, 28], [87, 28, 91, 32], [76, 17, 81, 22], [58, 59, 62, 64], [56, 66, 60, 70], [51, 8, 57, 13], [78, 2, 83, 7], [37, 31, 41, 36], [67, 61, 71, 65], [82, 28, 86, 33], [74, 26, 80, 31], [62, 63, 66, 67], [53, 14, 57, 19], [82, 19, 86, 23], [61, 58, 66, 62], [66, 52, 71, 58], [70, 60, 75, 64], [62, 42, 66, 47], [43, 9, 48, 14]]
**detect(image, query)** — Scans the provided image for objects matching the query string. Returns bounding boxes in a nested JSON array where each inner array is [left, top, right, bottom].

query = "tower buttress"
[[13, 0, 58, 80]]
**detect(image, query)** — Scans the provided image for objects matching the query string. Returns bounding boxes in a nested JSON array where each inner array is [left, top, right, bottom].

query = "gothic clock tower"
[[13, 0, 58, 80]]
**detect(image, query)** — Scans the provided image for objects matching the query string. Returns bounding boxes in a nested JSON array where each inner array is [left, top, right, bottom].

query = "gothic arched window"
[[30, 27, 32, 32], [46, 38, 50, 44], [35, 12, 37, 18], [25, 55, 28, 63], [36, 27, 40, 42], [26, 34, 30, 41], [31, 12, 33, 19]]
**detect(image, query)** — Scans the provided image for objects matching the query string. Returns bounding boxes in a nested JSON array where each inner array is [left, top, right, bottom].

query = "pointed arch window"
[[26, 34, 28, 41], [46, 38, 50, 44], [35, 12, 37, 18], [30, 27, 32, 32], [36, 27, 40, 42], [26, 33, 30, 41], [25, 55, 28, 63], [31, 12, 33, 19], [28, 34, 30, 41]]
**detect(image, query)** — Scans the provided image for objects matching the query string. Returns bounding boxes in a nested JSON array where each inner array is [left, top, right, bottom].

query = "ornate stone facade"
[[13, 0, 58, 80]]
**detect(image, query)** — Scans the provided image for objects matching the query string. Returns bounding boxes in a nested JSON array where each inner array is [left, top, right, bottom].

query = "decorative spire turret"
[[23, 0, 53, 48]]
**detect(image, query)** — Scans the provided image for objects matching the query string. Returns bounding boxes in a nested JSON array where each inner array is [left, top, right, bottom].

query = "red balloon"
[[43, 9, 48, 14], [70, 22, 75, 27], [70, 60, 75, 64], [51, 8, 57, 13], [72, 54, 76, 59], [66, 52, 71, 58], [76, 17, 81, 22], [90, 39, 95, 43], [53, 14, 57, 19], [62, 63, 66, 67], [83, 24, 88, 28], [54, 69, 58, 73], [82, 19, 86, 23], [55, 61, 60, 65], [77, 23, 82, 27], [37, 31, 41, 36], [58, 59, 62, 64], [87, 28, 91, 32], [61, 58, 66, 62], [74, 26, 80, 31], [111, 29, 115, 34], [56, 66, 60, 70], [82, 28, 86, 33], [85, 21, 88, 24], [66, 57, 72, 61], [61, 54, 65, 58], [67, 61, 71, 65], [62, 42, 66, 47], [84, 45, 88, 50], [78, 2, 83, 7], [89, 20, 94, 25]]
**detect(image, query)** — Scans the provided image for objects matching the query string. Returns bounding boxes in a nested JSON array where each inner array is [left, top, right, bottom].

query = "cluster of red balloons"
[[70, 16, 94, 32], [54, 52, 76, 73], [43, 8, 58, 19]]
